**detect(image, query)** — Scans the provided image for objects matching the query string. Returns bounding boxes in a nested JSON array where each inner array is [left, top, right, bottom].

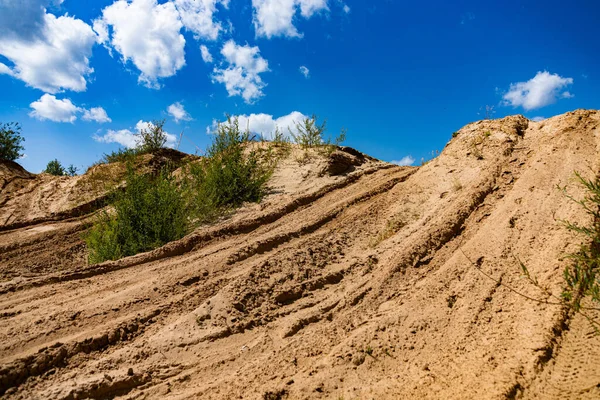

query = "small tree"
[[67, 164, 78, 176], [136, 119, 167, 152], [290, 115, 327, 148], [185, 117, 273, 220], [0, 122, 25, 161], [290, 115, 346, 155], [44, 159, 66, 176]]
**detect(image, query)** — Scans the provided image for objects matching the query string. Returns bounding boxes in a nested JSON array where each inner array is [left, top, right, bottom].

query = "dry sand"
[[0, 109, 599, 399]]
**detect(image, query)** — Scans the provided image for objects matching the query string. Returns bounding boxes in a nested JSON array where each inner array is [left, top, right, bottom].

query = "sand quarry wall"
[[0, 110, 599, 399]]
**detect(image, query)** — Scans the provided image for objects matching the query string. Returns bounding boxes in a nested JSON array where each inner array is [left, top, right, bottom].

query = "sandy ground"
[[0, 110, 599, 399]]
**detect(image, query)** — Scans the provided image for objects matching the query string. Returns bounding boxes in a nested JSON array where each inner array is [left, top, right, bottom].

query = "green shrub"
[[101, 148, 140, 164], [136, 119, 168, 152], [44, 159, 66, 176], [85, 166, 188, 263], [86, 117, 273, 263], [67, 164, 78, 176], [95, 120, 168, 166], [560, 172, 600, 311], [0, 122, 25, 161], [185, 117, 273, 221], [290, 115, 346, 152]]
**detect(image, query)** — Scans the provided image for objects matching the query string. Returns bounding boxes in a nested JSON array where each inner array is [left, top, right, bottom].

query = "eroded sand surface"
[[1, 110, 600, 399]]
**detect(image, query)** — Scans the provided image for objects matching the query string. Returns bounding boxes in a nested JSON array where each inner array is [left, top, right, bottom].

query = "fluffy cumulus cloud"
[[82, 107, 112, 123], [209, 111, 306, 139], [174, 0, 228, 41], [299, 65, 310, 78], [502, 71, 574, 111], [167, 102, 192, 122], [213, 40, 269, 103], [29, 94, 111, 123], [391, 156, 415, 166], [200, 44, 213, 63], [0, 2, 97, 93], [93, 120, 177, 148], [29, 94, 80, 123], [95, 0, 186, 89], [252, 0, 329, 39]]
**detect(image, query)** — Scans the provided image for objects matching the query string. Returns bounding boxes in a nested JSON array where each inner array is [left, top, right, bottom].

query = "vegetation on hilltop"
[[85, 117, 276, 263], [0, 122, 25, 161]]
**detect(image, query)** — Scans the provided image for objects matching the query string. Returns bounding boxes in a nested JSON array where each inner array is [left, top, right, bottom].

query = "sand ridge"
[[0, 110, 599, 399]]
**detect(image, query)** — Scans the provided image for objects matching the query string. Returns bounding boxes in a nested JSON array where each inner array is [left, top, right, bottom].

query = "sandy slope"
[[0, 110, 599, 399]]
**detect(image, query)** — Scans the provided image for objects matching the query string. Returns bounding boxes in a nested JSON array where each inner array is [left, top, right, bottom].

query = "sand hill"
[[0, 109, 599, 399]]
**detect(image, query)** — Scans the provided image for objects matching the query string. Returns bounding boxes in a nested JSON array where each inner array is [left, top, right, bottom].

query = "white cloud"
[[200, 44, 213, 63], [92, 19, 109, 44], [209, 111, 306, 139], [167, 102, 192, 122], [342, 4, 350, 13], [93, 128, 139, 148], [212, 40, 269, 103], [29, 94, 111, 123], [531, 116, 545, 122], [0, 11, 97, 93], [298, 0, 328, 17], [82, 107, 112, 123], [29, 94, 80, 123], [93, 120, 177, 148], [252, 0, 328, 39], [96, 0, 186, 89], [0, 62, 15, 77], [174, 0, 228, 41], [391, 156, 415, 166], [502, 71, 574, 111], [299, 65, 310, 78]]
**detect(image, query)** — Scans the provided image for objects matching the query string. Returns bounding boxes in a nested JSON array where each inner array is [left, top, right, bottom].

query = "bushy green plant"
[[101, 148, 140, 164], [67, 164, 78, 176], [95, 120, 168, 166], [185, 117, 273, 221], [560, 172, 600, 311], [136, 119, 167, 152], [0, 122, 25, 161], [44, 159, 66, 176], [290, 115, 327, 148], [289, 115, 346, 156], [85, 166, 188, 263], [86, 117, 274, 263]]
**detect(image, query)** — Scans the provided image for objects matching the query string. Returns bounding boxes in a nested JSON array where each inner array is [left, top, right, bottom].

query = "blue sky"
[[0, 0, 598, 172]]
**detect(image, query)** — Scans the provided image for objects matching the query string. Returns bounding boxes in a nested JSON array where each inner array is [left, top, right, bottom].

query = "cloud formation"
[[209, 111, 306, 139], [82, 107, 112, 123], [93, 120, 177, 148], [502, 71, 574, 110], [299, 65, 310, 78], [95, 0, 186, 89], [29, 94, 111, 123], [252, 0, 329, 39], [167, 102, 192, 122], [174, 0, 228, 41], [391, 156, 415, 166], [0, 6, 97, 93], [200, 44, 213, 63], [213, 40, 269, 103]]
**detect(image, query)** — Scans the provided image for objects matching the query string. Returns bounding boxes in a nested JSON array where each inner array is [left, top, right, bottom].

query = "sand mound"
[[0, 110, 599, 399]]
